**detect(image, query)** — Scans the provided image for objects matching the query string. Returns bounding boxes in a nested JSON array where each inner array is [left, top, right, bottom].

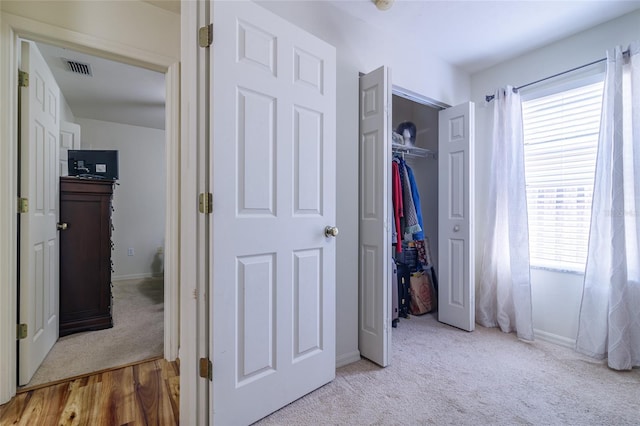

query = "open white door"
[[438, 102, 475, 331], [18, 40, 60, 385], [358, 66, 391, 367], [210, 1, 336, 424], [59, 121, 81, 177]]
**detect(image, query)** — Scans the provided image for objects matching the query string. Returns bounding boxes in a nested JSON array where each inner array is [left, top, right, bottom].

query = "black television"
[[68, 150, 119, 180]]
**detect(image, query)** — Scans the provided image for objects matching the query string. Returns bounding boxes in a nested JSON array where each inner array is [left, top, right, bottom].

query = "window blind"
[[522, 81, 604, 272]]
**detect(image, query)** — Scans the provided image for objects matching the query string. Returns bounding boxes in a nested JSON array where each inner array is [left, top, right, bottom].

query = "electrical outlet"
[[127, 248, 134, 256]]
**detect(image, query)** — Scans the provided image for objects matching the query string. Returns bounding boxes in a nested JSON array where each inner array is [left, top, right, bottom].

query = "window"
[[522, 80, 604, 272]]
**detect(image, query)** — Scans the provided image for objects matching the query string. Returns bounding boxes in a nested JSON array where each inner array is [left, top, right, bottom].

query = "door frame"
[[0, 11, 181, 404], [179, 0, 210, 424], [357, 76, 458, 365]]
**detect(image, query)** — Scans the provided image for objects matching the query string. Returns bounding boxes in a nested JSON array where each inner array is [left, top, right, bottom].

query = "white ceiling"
[[327, 0, 640, 73], [36, 42, 165, 130], [39, 0, 640, 131]]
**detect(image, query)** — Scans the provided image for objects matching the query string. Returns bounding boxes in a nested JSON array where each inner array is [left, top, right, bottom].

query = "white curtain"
[[477, 86, 534, 341], [576, 43, 640, 370]]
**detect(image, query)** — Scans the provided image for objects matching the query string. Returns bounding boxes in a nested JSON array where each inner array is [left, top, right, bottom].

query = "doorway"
[[0, 10, 180, 404], [17, 39, 168, 388]]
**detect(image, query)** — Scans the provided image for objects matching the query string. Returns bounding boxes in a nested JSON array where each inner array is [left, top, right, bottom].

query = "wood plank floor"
[[0, 358, 179, 426]]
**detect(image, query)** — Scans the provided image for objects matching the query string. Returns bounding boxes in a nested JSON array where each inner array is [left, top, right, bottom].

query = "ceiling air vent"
[[62, 58, 93, 77]]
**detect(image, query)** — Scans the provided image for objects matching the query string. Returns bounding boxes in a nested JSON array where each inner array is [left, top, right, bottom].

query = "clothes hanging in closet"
[[405, 163, 424, 240], [391, 156, 429, 268], [392, 161, 403, 250], [401, 159, 422, 236], [391, 153, 439, 318], [392, 158, 423, 234]]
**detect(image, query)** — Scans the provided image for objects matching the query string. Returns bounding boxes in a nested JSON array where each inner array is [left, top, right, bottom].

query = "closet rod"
[[392, 150, 436, 160], [484, 49, 630, 103], [392, 144, 435, 159]]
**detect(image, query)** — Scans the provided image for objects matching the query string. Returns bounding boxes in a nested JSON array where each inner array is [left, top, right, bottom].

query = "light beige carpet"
[[23, 277, 164, 388], [258, 313, 640, 425]]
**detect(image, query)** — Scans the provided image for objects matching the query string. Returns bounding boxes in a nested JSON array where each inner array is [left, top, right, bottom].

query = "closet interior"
[[390, 94, 442, 327]]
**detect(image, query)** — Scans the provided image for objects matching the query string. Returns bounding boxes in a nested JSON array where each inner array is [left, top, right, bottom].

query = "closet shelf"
[[392, 143, 436, 159]]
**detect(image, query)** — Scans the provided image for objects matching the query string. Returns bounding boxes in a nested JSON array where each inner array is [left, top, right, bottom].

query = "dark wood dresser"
[[59, 177, 114, 336]]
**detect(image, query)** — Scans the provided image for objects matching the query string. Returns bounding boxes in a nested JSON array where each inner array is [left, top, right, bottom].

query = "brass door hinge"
[[199, 24, 213, 48], [199, 193, 212, 214], [199, 357, 212, 381], [18, 70, 29, 87], [18, 197, 29, 213], [17, 323, 27, 340]]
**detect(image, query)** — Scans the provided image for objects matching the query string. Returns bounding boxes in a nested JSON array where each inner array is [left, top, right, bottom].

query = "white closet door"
[[438, 102, 475, 331], [358, 66, 391, 367], [59, 121, 81, 177]]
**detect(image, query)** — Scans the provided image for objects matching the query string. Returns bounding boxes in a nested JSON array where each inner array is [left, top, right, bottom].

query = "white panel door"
[[18, 40, 60, 385], [59, 121, 81, 177], [358, 66, 391, 367], [211, 1, 336, 424], [438, 102, 475, 331]]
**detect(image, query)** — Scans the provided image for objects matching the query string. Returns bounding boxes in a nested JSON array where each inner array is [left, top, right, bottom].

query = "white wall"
[[258, 1, 471, 365], [77, 118, 166, 281], [1, 0, 179, 70], [60, 92, 75, 123], [470, 10, 640, 346]]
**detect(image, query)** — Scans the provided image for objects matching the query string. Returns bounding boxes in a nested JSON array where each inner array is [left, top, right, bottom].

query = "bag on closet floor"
[[409, 271, 436, 315], [396, 262, 411, 318], [397, 242, 418, 269]]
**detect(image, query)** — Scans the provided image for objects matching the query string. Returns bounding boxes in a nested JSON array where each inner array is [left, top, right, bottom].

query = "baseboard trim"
[[112, 273, 164, 282], [336, 350, 361, 368], [534, 328, 576, 349]]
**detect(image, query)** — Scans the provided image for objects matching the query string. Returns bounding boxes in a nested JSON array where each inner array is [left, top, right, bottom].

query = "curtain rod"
[[485, 49, 630, 103]]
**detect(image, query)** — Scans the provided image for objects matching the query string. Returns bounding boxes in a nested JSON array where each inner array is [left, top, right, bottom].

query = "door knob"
[[453, 225, 460, 232], [324, 226, 339, 238], [57, 222, 68, 231]]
